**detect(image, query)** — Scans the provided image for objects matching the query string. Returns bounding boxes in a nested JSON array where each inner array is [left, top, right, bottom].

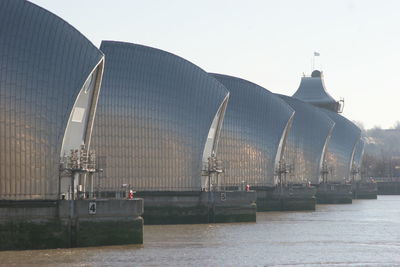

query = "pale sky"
[[30, 0, 400, 129]]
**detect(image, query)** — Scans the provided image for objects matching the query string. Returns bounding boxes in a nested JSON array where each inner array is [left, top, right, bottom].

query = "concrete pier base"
[[256, 185, 317, 211], [135, 191, 256, 225], [316, 183, 352, 204], [352, 181, 377, 199], [0, 199, 143, 250], [377, 181, 400, 195]]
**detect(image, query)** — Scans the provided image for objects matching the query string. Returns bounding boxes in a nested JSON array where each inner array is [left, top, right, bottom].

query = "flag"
[[314, 52, 320, 56]]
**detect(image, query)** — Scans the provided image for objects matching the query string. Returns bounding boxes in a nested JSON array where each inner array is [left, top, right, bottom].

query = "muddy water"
[[1, 196, 400, 267]]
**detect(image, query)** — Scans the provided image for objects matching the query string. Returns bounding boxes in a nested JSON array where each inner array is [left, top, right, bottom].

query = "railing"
[[372, 177, 400, 182]]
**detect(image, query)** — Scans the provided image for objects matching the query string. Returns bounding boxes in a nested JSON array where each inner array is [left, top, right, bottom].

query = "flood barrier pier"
[[316, 183, 352, 204], [0, 199, 143, 250], [135, 191, 257, 225], [352, 181, 377, 199], [377, 181, 400, 195], [256, 185, 316, 211]]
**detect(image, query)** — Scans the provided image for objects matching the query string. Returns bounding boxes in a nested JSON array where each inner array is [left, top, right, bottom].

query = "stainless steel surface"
[[352, 138, 365, 181], [278, 95, 335, 184], [0, 0, 103, 200], [320, 109, 361, 183], [211, 74, 294, 187], [91, 41, 229, 192]]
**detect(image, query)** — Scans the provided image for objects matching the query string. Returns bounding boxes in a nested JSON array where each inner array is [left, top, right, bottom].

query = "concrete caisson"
[[0, 199, 144, 250]]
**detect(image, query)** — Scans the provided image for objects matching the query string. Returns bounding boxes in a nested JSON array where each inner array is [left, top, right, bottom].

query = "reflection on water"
[[1, 196, 400, 267]]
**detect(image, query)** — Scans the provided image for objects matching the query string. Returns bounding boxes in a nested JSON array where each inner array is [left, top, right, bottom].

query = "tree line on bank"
[[355, 121, 400, 179]]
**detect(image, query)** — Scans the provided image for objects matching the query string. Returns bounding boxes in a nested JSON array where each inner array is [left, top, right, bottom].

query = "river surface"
[[1, 195, 400, 267]]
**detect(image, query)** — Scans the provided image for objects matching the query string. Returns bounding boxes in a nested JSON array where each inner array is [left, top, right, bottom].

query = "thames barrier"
[[0, 0, 383, 251]]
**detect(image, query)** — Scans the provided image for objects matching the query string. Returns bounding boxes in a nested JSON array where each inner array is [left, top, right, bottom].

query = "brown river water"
[[1, 195, 400, 267]]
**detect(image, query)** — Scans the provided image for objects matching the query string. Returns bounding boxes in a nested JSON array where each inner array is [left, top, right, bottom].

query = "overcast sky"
[[30, 0, 400, 129]]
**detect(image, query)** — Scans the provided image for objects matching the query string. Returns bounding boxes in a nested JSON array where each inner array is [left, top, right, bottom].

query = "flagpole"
[[310, 58, 313, 74], [313, 52, 320, 70], [312, 55, 315, 70]]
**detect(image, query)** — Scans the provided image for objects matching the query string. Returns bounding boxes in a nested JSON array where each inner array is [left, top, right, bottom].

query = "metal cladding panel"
[[352, 138, 365, 181], [320, 109, 361, 183], [353, 139, 364, 168], [91, 41, 229, 191], [293, 76, 339, 112], [0, 0, 103, 200], [211, 74, 294, 187], [278, 95, 335, 184]]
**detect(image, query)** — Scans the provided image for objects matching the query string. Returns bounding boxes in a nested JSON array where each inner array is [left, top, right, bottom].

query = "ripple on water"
[[1, 196, 400, 267]]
